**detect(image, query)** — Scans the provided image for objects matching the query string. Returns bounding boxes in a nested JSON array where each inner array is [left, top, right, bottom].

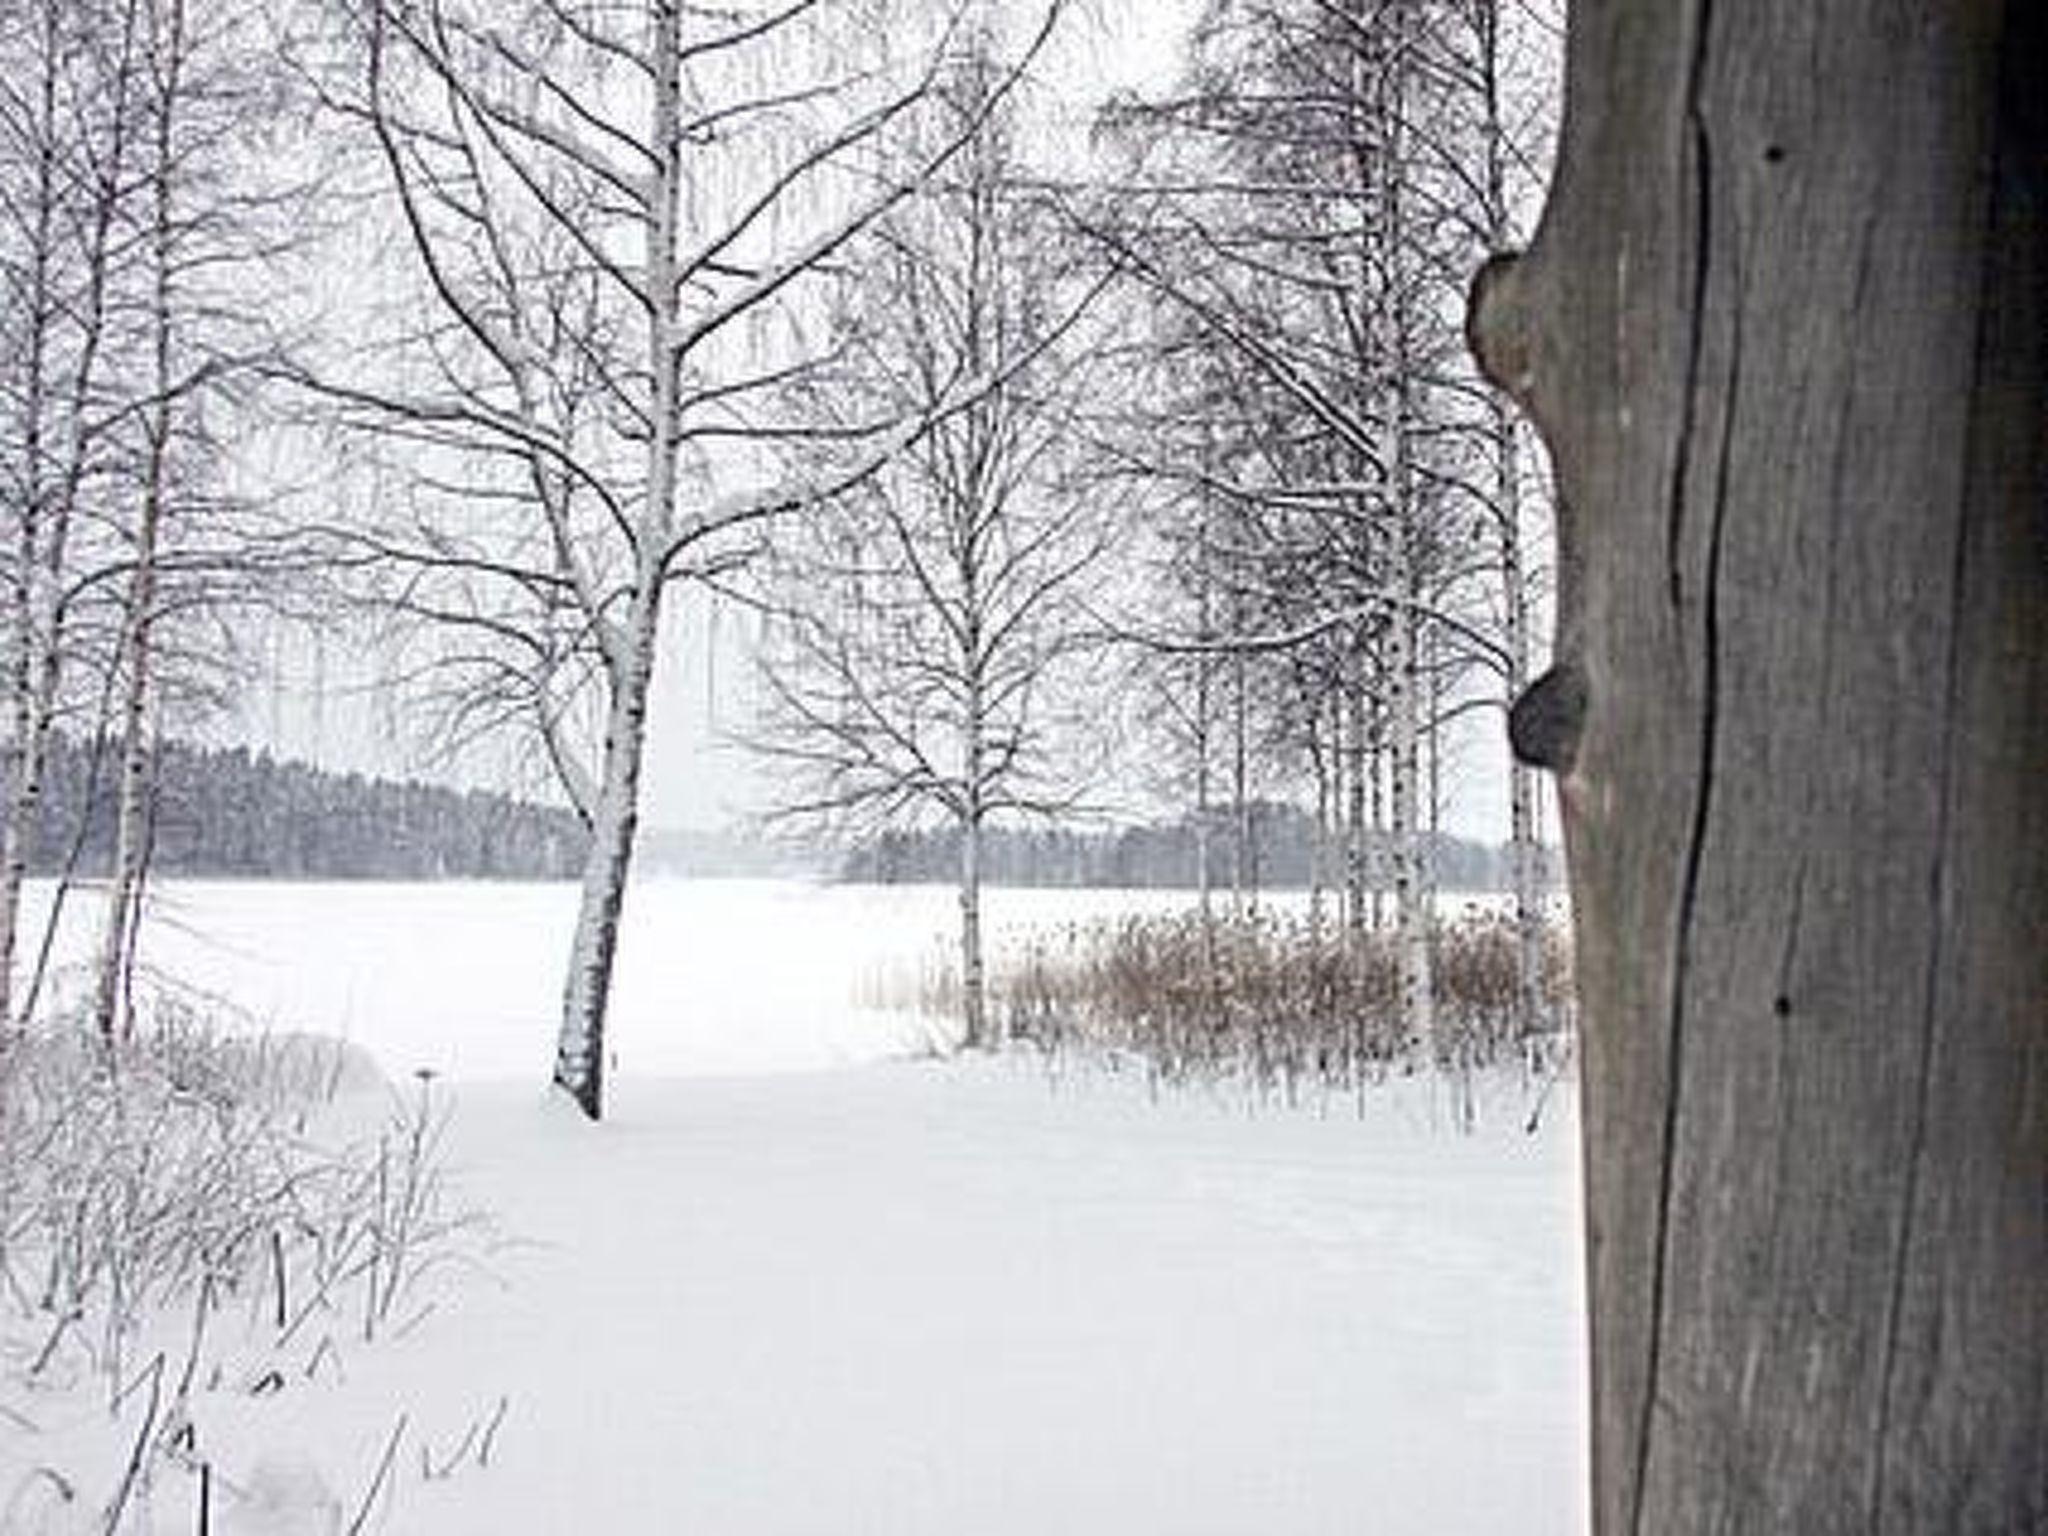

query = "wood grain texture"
[[1470, 4, 2046, 1530]]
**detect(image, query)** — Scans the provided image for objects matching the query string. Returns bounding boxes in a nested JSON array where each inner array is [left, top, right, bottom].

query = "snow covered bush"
[[0, 1003, 485, 1531]]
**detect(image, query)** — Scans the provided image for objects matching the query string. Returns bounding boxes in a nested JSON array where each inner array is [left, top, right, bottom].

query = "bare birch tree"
[[752, 28, 1108, 1050], [1081, 0, 1449, 1051], [88, 0, 303, 1037], [0, 0, 314, 1037], [306, 0, 1055, 1115], [0, 0, 147, 1029], [1079, 0, 1562, 1050]]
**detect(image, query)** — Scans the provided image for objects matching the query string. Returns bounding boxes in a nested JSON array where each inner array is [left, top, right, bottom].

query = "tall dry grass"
[[0, 1000, 488, 1529], [888, 907, 1575, 1103]]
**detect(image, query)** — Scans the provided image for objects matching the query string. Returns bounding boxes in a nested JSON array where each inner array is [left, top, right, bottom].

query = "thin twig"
[[101, 1352, 164, 1534], [345, 1413, 408, 1536]]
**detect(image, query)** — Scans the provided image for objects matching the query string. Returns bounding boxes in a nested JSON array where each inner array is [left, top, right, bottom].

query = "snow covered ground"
[[3, 880, 1588, 1534]]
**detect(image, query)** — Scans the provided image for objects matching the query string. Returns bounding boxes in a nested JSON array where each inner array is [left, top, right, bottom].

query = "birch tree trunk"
[[1193, 675, 1213, 922], [94, 0, 182, 1042], [959, 797, 986, 1050], [960, 571, 987, 1051], [1343, 639, 1369, 950], [1367, 695, 1386, 934], [551, 0, 681, 1119], [1382, 359, 1433, 1042], [1307, 701, 1329, 941], [93, 518, 160, 1040], [91, 399, 164, 1044], [1471, 4, 2046, 1527], [1387, 522, 1433, 1052], [1194, 530, 1216, 928], [0, 0, 136, 1027], [555, 581, 661, 1117], [1374, 2, 1433, 1056], [1497, 395, 1545, 1034], [1229, 643, 1250, 916], [1475, 0, 1547, 1039], [0, 23, 59, 1032]]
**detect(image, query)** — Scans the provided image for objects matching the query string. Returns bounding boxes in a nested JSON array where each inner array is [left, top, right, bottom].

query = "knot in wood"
[[1508, 662, 1588, 773], [1467, 251, 1541, 407]]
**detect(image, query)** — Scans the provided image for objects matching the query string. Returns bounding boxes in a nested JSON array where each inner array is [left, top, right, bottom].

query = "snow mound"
[[217, 1457, 344, 1536], [0, 1469, 84, 1536]]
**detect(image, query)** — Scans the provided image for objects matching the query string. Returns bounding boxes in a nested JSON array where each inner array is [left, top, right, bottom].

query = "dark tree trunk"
[[1470, 5, 2045, 1532]]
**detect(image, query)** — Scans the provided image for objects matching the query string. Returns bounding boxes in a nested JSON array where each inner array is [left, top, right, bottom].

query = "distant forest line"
[[836, 808, 1560, 894], [25, 736, 1552, 891], [27, 735, 588, 880]]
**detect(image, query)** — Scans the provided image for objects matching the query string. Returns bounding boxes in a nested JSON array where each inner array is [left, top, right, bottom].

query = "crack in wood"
[[1632, 289, 1740, 1535], [1773, 864, 1806, 1020], [1864, 34, 2015, 1513], [1631, 8, 1731, 1515], [1665, 11, 1719, 611]]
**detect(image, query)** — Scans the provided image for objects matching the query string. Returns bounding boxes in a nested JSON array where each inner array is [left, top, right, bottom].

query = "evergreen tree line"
[[28, 735, 587, 880], [839, 804, 1558, 894]]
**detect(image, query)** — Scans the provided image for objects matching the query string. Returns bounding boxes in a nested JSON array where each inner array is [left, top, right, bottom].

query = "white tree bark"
[[959, 513, 989, 1051], [555, 581, 661, 1115], [1342, 635, 1370, 949], [1498, 396, 1545, 1034], [959, 794, 987, 1050], [1387, 516, 1433, 1052], [94, 0, 184, 1042], [1378, 6, 1434, 1055], [551, 0, 681, 1117]]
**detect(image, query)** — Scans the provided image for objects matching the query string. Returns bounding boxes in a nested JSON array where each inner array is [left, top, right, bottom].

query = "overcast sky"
[[233, 0, 1538, 848]]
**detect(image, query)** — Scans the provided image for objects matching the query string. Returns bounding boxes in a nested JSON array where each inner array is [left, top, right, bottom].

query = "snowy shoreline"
[[4, 882, 1588, 1534]]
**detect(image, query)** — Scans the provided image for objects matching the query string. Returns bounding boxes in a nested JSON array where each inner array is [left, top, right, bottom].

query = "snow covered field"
[[3, 880, 1588, 1534]]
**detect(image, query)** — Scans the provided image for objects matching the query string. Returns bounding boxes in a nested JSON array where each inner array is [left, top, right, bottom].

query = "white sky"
[[1057, 0, 1201, 98], [233, 0, 1541, 849]]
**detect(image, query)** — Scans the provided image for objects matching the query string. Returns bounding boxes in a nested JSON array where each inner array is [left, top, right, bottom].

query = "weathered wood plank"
[[1471, 4, 2046, 1529]]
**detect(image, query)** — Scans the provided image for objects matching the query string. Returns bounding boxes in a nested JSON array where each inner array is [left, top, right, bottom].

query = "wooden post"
[[1470, 5, 2046, 1530]]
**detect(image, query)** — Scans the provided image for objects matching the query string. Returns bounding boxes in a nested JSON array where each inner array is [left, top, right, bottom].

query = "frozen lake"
[[28, 877, 954, 1080], [22, 878, 1526, 1083]]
